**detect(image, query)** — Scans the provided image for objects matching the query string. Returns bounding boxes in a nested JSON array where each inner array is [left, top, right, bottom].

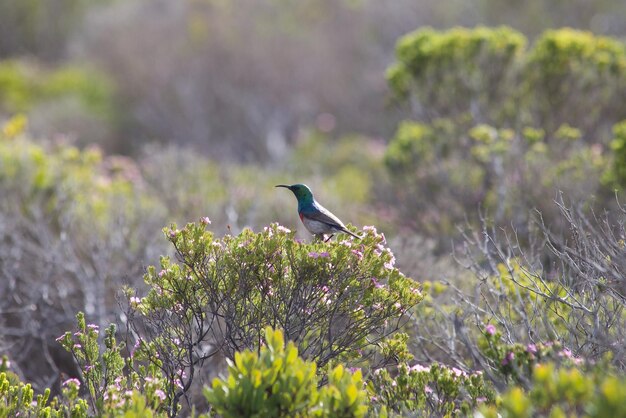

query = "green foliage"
[[478, 323, 585, 386], [369, 362, 495, 417], [385, 28, 626, 237], [0, 117, 158, 233], [387, 26, 526, 123], [526, 28, 626, 132], [0, 59, 115, 117], [128, 221, 421, 410], [606, 120, 626, 188], [56, 312, 169, 416], [383, 119, 608, 236], [204, 327, 368, 418], [478, 363, 626, 418], [384, 121, 437, 173], [0, 369, 90, 418]]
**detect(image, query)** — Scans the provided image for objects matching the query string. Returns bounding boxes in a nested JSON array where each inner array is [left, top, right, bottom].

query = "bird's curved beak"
[[275, 184, 291, 190]]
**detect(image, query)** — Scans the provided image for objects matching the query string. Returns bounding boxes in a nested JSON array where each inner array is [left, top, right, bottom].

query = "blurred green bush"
[[0, 59, 118, 148], [383, 27, 626, 239]]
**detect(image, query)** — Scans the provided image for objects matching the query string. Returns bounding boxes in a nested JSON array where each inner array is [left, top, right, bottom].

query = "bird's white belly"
[[301, 217, 334, 234]]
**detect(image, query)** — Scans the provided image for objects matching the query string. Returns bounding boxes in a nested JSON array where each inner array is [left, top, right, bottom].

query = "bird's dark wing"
[[304, 205, 345, 228], [306, 204, 361, 239]]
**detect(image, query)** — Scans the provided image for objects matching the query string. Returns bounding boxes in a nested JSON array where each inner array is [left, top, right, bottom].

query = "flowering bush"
[[369, 361, 495, 417], [124, 221, 422, 414], [55, 312, 169, 417]]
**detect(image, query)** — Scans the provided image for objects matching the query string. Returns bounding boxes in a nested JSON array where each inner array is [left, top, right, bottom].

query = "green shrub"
[[606, 120, 626, 188], [126, 221, 422, 413], [387, 26, 526, 124], [525, 28, 626, 133], [0, 59, 115, 117], [478, 363, 626, 418], [370, 362, 495, 417], [204, 327, 368, 418]]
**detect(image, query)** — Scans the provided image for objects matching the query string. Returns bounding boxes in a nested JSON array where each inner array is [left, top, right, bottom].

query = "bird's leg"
[[324, 234, 334, 242]]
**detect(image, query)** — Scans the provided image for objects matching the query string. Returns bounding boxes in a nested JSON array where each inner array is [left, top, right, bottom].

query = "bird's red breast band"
[[299, 212, 304, 221]]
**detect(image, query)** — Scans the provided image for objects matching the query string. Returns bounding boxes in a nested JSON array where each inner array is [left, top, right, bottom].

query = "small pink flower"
[[485, 324, 496, 335], [559, 348, 572, 358], [321, 286, 330, 293], [425, 385, 433, 394], [476, 397, 487, 403], [527, 344, 537, 354], [73, 344, 82, 350], [308, 252, 319, 259], [63, 378, 81, 388], [351, 249, 363, 259], [277, 225, 291, 233], [502, 351, 515, 366], [200, 216, 211, 225], [319, 251, 330, 258], [158, 269, 166, 277], [409, 364, 429, 373], [154, 389, 166, 401], [451, 367, 464, 377], [363, 225, 377, 233], [371, 278, 384, 289]]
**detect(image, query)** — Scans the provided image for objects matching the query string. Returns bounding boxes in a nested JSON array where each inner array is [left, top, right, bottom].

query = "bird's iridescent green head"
[[275, 183, 315, 206]]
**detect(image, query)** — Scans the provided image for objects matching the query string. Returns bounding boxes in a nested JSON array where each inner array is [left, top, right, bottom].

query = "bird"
[[275, 183, 360, 241]]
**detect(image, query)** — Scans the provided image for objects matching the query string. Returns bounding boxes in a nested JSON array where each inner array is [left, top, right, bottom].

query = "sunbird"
[[276, 183, 360, 241]]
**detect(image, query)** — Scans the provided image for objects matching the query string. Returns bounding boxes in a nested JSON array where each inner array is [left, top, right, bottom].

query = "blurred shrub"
[[0, 59, 118, 148], [478, 363, 626, 418], [0, 121, 164, 394], [79, 0, 411, 159], [204, 327, 368, 418], [0, 0, 105, 60], [125, 222, 421, 413], [525, 28, 626, 134], [606, 120, 626, 188], [383, 120, 607, 238], [385, 27, 626, 241], [387, 26, 526, 125]]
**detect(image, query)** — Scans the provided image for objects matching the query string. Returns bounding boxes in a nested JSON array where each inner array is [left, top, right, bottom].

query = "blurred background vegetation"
[[1, 0, 626, 413]]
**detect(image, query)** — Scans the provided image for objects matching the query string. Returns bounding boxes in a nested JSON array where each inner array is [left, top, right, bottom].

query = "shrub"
[[125, 221, 422, 413], [387, 26, 526, 125], [478, 363, 626, 418], [607, 120, 626, 188], [0, 120, 165, 395], [525, 28, 626, 134], [204, 327, 368, 418], [0, 59, 118, 148], [370, 362, 495, 417]]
